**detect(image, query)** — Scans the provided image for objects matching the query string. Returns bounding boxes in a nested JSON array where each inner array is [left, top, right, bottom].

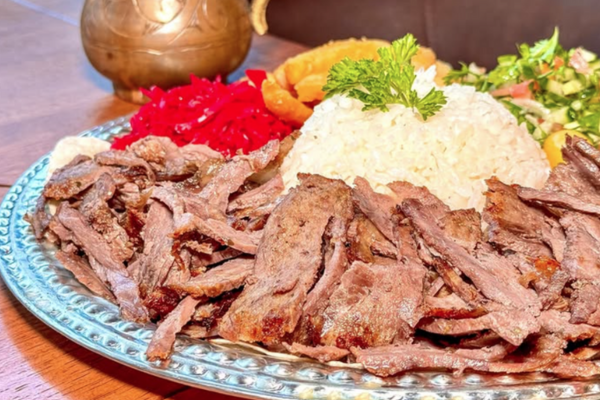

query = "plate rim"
[[2, 116, 600, 400], [0, 117, 285, 400]]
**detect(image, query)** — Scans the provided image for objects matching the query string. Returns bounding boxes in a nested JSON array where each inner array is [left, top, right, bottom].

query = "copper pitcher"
[[81, 0, 270, 104]]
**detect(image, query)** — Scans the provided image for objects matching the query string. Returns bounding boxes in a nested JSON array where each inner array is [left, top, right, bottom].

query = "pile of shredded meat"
[[28, 134, 600, 378]]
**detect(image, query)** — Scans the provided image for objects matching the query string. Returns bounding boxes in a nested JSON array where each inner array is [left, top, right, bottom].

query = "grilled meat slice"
[[80, 173, 134, 262], [539, 310, 600, 345], [560, 212, 600, 281], [227, 174, 284, 213], [198, 140, 279, 214], [418, 310, 540, 346], [170, 258, 254, 298], [483, 177, 565, 260], [403, 199, 540, 313], [55, 250, 115, 302], [146, 296, 202, 361], [219, 174, 352, 345], [318, 261, 416, 349], [283, 343, 349, 363], [57, 205, 148, 322], [352, 344, 489, 376], [44, 160, 112, 199], [292, 212, 353, 345], [134, 201, 176, 297], [519, 186, 600, 216]]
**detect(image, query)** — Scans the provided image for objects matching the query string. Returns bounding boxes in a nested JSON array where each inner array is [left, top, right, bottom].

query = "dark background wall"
[[266, 0, 600, 68]]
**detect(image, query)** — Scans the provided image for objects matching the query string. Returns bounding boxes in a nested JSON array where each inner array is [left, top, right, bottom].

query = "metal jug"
[[81, 0, 270, 103]]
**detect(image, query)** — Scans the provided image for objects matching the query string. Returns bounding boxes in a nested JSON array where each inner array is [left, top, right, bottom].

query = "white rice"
[[280, 67, 550, 210]]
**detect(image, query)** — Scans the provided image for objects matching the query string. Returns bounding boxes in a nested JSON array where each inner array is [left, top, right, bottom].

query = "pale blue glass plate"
[[1, 116, 599, 399]]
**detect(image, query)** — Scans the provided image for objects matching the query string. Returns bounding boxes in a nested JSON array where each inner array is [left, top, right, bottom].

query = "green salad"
[[446, 28, 600, 145]]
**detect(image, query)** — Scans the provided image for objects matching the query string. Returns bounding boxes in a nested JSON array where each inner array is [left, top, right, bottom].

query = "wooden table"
[[0, 1, 307, 398]]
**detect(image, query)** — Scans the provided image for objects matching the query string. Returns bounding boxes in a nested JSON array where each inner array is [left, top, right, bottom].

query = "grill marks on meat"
[[219, 175, 351, 345]]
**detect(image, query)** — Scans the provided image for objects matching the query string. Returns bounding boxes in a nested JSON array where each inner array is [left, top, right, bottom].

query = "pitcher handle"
[[250, 0, 270, 35]]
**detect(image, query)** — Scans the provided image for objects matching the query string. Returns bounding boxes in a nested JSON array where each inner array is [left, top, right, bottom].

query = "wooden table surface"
[[0, 1, 307, 399]]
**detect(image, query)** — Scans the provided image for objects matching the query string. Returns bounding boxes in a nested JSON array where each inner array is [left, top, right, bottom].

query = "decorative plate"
[[2, 116, 600, 400]]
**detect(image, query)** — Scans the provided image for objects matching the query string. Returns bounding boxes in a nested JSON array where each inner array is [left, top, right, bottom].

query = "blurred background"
[[267, 0, 600, 68]]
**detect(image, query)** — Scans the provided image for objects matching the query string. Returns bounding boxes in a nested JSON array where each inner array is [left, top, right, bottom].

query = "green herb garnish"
[[323, 34, 447, 120]]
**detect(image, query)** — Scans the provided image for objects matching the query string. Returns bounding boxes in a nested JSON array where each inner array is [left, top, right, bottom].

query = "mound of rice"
[[280, 67, 550, 210]]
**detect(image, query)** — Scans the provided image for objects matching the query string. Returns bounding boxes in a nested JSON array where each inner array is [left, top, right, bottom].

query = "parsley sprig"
[[323, 34, 447, 120]]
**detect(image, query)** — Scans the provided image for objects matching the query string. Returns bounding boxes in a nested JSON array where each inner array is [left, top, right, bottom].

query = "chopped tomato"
[[554, 56, 565, 70], [510, 80, 535, 99], [491, 80, 534, 99]]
